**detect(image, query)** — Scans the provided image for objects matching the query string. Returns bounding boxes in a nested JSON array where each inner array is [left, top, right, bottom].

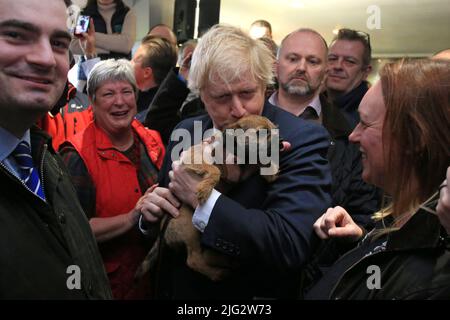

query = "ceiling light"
[[332, 25, 341, 35], [291, 0, 305, 8]]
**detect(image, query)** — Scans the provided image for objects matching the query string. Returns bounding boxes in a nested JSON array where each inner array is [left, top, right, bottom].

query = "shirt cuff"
[[192, 189, 221, 233], [138, 214, 150, 235]]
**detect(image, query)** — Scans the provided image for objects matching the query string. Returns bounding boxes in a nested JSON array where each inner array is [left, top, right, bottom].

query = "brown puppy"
[[136, 115, 281, 282]]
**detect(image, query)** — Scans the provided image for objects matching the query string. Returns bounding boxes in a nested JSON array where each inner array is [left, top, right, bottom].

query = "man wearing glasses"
[[326, 28, 372, 128]]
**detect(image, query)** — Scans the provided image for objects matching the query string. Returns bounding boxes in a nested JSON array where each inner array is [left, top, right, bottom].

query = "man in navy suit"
[[139, 24, 332, 299]]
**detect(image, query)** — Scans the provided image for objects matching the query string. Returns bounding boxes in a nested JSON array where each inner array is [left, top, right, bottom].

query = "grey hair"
[[188, 24, 275, 95], [177, 39, 198, 66], [87, 59, 137, 101]]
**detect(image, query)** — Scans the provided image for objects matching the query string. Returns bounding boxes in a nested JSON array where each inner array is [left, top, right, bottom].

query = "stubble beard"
[[281, 80, 313, 96]]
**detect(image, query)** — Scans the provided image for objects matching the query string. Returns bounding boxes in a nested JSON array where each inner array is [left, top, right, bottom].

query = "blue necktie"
[[12, 141, 46, 201]]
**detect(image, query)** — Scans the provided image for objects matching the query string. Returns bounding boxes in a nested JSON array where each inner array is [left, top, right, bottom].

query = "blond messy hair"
[[188, 24, 275, 95]]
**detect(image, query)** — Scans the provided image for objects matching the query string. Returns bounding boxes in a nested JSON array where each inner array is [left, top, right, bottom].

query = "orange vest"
[[37, 83, 94, 150], [66, 119, 165, 299]]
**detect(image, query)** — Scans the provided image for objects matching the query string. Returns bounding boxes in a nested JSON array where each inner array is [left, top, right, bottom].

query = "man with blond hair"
[[139, 24, 332, 299]]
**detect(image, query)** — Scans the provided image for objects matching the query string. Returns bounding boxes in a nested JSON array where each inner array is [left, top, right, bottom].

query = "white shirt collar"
[[0, 127, 31, 162], [269, 91, 322, 117]]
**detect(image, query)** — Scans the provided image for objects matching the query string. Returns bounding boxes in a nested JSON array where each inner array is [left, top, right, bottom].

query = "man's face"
[[327, 40, 371, 94], [200, 72, 265, 130], [0, 0, 70, 121], [277, 31, 327, 97], [349, 82, 386, 189], [131, 45, 151, 90]]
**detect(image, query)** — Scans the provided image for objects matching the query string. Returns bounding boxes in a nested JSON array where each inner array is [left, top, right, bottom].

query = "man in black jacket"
[[272, 28, 380, 228], [270, 29, 380, 289], [142, 39, 205, 145], [326, 28, 373, 129], [0, 0, 111, 299], [132, 35, 178, 126]]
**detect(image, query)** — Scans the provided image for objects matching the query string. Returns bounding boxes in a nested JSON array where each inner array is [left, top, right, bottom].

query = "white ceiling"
[[220, 0, 450, 57]]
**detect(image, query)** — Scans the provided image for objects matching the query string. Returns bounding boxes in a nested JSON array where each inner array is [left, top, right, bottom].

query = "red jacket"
[[67, 119, 165, 299], [37, 83, 93, 150], [39, 108, 93, 150]]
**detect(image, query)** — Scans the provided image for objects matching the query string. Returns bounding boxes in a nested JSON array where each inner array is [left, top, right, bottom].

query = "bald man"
[[273, 27, 379, 226]]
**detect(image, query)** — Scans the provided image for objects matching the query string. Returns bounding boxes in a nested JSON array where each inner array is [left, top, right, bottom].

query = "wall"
[[124, 0, 175, 41]]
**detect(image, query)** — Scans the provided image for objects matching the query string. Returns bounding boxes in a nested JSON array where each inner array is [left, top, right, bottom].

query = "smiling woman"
[[305, 59, 450, 300], [86, 59, 138, 148], [59, 59, 166, 299]]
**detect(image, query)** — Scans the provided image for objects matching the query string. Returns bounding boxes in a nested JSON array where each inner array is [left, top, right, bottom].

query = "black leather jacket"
[[321, 94, 381, 228], [305, 207, 450, 300]]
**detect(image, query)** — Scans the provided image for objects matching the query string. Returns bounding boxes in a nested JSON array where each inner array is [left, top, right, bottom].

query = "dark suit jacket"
[[329, 81, 369, 129], [156, 102, 332, 299], [142, 68, 190, 146]]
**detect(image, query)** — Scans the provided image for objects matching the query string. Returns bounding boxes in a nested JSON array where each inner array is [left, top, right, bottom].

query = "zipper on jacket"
[[328, 234, 386, 299], [0, 147, 47, 204], [39, 143, 48, 202]]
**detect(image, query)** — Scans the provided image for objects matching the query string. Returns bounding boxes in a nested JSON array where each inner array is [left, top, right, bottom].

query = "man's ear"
[[275, 60, 280, 78], [144, 66, 153, 79], [362, 64, 372, 80]]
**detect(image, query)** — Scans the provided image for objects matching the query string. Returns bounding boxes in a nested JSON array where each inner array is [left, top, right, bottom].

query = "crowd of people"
[[0, 0, 449, 300]]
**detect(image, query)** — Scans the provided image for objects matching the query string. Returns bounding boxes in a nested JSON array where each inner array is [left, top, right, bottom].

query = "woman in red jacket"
[[60, 59, 165, 299]]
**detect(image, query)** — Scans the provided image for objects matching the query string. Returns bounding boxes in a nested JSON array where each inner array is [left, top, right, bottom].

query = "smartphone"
[[74, 15, 90, 35]]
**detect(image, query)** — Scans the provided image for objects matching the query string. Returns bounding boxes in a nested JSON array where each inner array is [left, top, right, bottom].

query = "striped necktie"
[[12, 141, 46, 201]]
